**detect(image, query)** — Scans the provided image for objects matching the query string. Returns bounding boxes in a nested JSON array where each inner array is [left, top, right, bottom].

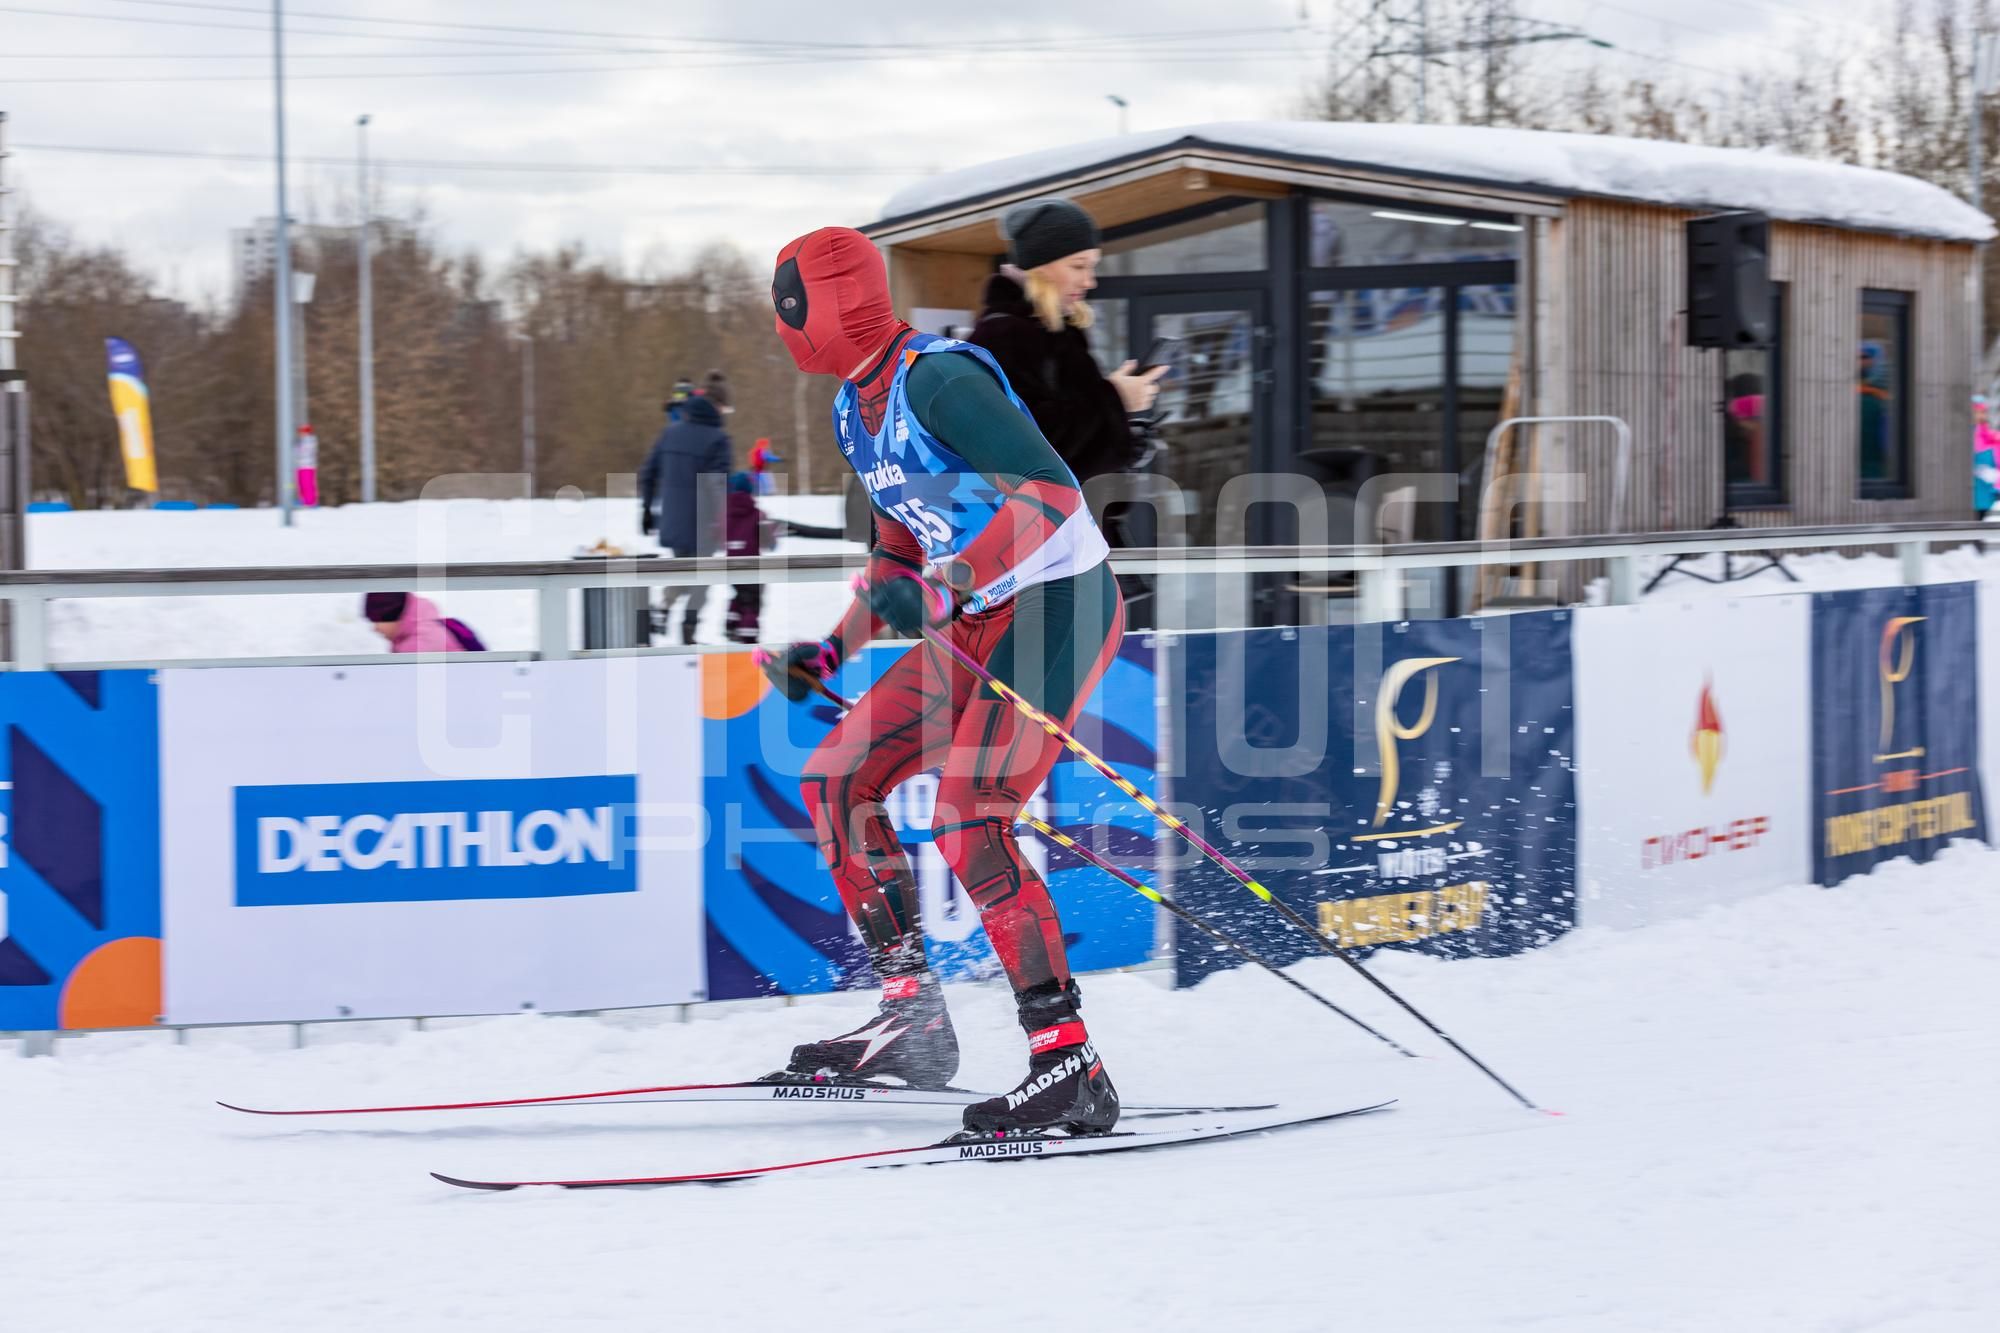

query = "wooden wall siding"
[[888, 246, 994, 321], [1540, 200, 1976, 541]]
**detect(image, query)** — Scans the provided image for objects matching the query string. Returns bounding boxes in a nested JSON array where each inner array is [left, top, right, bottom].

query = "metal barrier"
[[0, 520, 1989, 669]]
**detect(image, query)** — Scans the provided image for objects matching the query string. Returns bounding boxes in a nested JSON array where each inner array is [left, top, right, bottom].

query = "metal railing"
[[0, 520, 1988, 670]]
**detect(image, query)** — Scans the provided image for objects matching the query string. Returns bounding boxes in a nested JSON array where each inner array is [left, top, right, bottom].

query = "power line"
[[96, 0, 1308, 55], [12, 140, 930, 177], [0, 4, 630, 51], [0, 47, 1334, 84]]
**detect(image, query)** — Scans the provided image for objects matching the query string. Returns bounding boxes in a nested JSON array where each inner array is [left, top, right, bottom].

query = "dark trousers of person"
[[727, 583, 763, 644]]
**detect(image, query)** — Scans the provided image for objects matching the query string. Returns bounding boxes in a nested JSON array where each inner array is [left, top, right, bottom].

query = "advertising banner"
[[1984, 579, 2000, 837], [1171, 613, 1576, 987], [0, 671, 162, 1030], [160, 656, 705, 1023], [699, 640, 1160, 1000], [1811, 583, 1986, 887], [1574, 598, 1811, 928], [104, 337, 159, 494]]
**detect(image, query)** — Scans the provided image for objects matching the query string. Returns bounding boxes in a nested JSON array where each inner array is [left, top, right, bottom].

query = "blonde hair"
[[1022, 267, 1096, 335]]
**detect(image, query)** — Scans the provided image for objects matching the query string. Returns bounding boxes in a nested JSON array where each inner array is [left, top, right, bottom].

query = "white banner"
[[1574, 597, 1811, 928], [161, 656, 705, 1023]]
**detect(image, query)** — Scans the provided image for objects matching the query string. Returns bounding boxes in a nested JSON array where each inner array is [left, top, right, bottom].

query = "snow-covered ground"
[[28, 496, 858, 663], [6, 846, 1996, 1333]]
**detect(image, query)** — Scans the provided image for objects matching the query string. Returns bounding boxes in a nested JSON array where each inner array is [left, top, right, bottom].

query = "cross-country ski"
[[217, 1078, 1273, 1120], [430, 1102, 1394, 1190]]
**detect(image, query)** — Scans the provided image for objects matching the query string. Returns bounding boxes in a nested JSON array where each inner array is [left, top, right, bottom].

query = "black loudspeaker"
[[1686, 210, 1772, 349]]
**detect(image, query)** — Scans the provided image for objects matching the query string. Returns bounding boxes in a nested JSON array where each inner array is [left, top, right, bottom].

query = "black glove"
[[640, 506, 656, 536], [754, 640, 839, 703], [866, 570, 956, 638]]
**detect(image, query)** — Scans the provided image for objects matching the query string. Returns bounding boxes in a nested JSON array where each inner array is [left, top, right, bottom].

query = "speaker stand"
[[1643, 516, 1802, 594]]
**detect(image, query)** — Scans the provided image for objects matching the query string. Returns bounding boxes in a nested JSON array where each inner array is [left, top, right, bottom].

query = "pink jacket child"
[[362, 592, 482, 653]]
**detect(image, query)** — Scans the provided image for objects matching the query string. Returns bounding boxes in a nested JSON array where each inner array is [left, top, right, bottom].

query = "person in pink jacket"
[[363, 591, 478, 653]]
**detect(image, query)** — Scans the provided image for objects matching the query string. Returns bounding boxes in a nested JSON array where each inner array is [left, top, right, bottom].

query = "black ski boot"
[[961, 981, 1119, 1137], [776, 972, 960, 1090]]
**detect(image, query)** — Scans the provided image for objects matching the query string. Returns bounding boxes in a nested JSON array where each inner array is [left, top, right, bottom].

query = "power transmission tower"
[[1319, 0, 1605, 125]]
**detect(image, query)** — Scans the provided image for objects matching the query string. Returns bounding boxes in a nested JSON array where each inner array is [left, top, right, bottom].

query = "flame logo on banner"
[[1373, 656, 1460, 826], [1691, 676, 1725, 796], [1878, 616, 1925, 754]]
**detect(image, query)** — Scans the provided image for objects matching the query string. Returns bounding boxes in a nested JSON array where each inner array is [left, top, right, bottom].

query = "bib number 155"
[[890, 498, 953, 551]]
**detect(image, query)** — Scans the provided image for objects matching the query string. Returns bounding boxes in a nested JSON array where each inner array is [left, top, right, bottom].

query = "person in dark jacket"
[[639, 392, 733, 644], [971, 198, 1165, 626], [723, 471, 776, 643], [969, 198, 1163, 484]]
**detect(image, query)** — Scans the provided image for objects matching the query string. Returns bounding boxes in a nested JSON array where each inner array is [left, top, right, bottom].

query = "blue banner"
[[1811, 584, 1986, 887], [0, 671, 162, 1030], [231, 775, 638, 906], [1171, 614, 1577, 986], [700, 641, 1160, 1000]]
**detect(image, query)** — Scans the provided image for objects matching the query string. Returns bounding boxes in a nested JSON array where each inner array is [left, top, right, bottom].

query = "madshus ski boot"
[[766, 972, 961, 1090], [956, 981, 1119, 1140]]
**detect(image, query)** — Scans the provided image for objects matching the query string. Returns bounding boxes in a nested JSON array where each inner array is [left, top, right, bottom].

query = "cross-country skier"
[[758, 225, 1124, 1136]]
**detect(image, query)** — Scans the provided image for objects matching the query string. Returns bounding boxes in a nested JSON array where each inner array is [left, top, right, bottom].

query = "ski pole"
[[912, 622, 1548, 1114], [798, 670, 1416, 1057]]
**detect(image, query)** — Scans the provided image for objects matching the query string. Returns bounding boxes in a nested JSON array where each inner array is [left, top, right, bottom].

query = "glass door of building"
[[1126, 291, 1270, 551]]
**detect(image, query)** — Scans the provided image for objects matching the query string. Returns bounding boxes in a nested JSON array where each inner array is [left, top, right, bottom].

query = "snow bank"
[[878, 121, 1995, 243], [27, 496, 857, 663], [5, 845, 1996, 1331]]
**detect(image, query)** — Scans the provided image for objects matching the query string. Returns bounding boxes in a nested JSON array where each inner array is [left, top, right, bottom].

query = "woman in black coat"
[[969, 199, 1163, 484]]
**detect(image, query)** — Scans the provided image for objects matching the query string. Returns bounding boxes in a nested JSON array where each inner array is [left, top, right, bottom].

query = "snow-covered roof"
[[877, 121, 1994, 244]]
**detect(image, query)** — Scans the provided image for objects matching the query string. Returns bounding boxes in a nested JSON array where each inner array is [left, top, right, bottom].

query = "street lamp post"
[[357, 113, 375, 504], [271, 0, 296, 525]]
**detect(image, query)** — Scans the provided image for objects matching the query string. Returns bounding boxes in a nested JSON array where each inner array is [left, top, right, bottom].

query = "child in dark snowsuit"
[[725, 471, 775, 643]]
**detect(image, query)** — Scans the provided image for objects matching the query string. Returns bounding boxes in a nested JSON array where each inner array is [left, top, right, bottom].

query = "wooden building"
[[862, 122, 1991, 608]]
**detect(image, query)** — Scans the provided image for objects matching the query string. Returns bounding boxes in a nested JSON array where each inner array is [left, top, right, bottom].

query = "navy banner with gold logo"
[[1811, 584, 1986, 887], [1171, 612, 1576, 986]]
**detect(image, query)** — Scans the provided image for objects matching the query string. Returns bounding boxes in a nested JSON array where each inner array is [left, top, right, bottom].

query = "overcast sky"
[[0, 0, 1884, 306]]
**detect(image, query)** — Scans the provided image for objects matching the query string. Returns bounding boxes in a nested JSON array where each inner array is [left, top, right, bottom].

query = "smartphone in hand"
[[1140, 335, 1184, 376]]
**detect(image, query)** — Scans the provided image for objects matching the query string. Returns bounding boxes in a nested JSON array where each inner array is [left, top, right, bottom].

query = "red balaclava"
[[772, 227, 908, 378]]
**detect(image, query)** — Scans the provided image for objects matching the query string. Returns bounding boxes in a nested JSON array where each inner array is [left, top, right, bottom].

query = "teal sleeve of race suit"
[[901, 352, 1087, 593], [902, 353, 1072, 487]]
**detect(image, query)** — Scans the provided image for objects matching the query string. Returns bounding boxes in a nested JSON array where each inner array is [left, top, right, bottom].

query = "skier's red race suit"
[[772, 227, 1124, 1001]]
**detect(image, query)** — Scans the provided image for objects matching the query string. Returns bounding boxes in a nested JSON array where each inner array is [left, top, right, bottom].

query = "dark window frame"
[[1859, 288, 1914, 501], [1724, 282, 1788, 511]]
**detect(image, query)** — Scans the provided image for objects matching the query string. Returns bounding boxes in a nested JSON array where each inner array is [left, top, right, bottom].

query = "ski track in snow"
[[5, 848, 1997, 1333]]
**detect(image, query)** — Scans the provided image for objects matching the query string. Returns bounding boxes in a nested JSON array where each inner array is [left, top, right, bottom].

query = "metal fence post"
[[1606, 555, 1639, 605], [9, 592, 46, 670], [1357, 565, 1404, 623], [537, 584, 570, 660], [1898, 540, 1927, 585]]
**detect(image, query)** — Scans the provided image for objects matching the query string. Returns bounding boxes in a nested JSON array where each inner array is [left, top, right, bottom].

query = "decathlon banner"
[[1170, 613, 1576, 987], [697, 641, 1159, 1000], [1573, 598, 1811, 929], [160, 656, 705, 1023], [104, 337, 159, 494], [1811, 584, 1986, 887]]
